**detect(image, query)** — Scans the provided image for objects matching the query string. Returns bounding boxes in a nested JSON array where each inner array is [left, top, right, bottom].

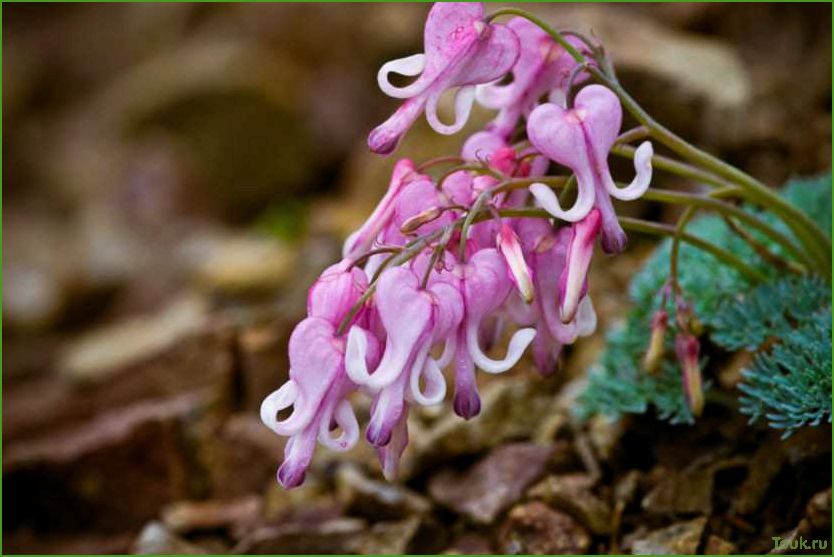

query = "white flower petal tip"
[[468, 324, 536, 374], [426, 85, 477, 136], [260, 381, 300, 436], [410, 358, 447, 406], [607, 141, 654, 201], [318, 400, 360, 452], [377, 54, 427, 99], [529, 182, 594, 223]]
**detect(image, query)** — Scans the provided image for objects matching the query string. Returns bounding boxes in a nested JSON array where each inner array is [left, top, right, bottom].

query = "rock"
[[614, 470, 642, 510], [414, 376, 558, 469], [3, 531, 134, 555], [3, 393, 210, 533], [232, 518, 365, 554], [733, 435, 787, 515], [443, 533, 494, 555], [528, 474, 613, 535], [498, 502, 591, 555], [237, 320, 291, 411], [350, 516, 424, 555], [642, 462, 714, 515], [804, 487, 832, 532], [4, 300, 234, 441], [161, 496, 262, 536], [335, 463, 431, 520], [703, 534, 736, 555], [60, 295, 209, 385], [642, 454, 744, 516], [587, 415, 626, 463], [132, 521, 207, 554], [630, 517, 707, 555], [428, 443, 553, 524], [204, 414, 285, 499], [185, 234, 297, 297]]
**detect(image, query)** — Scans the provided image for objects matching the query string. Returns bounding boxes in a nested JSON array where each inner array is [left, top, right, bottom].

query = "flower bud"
[[643, 309, 668, 374], [675, 333, 704, 417], [496, 223, 535, 303], [400, 206, 442, 234]]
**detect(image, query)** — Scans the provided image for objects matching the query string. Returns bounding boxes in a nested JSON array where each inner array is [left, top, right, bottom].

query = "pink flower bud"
[[400, 206, 443, 234], [675, 333, 704, 417], [643, 309, 668, 374], [497, 223, 535, 304]]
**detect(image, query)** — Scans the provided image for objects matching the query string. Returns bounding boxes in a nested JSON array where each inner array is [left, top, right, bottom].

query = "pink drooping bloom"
[[260, 263, 380, 488], [368, 2, 520, 155], [512, 218, 597, 375], [343, 159, 420, 259], [307, 260, 369, 325], [527, 84, 654, 253], [261, 7, 670, 491], [345, 261, 463, 441], [477, 18, 591, 138], [559, 208, 601, 323], [450, 248, 537, 417]]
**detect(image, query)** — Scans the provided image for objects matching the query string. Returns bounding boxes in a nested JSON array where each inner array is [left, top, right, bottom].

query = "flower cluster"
[[261, 2, 658, 488]]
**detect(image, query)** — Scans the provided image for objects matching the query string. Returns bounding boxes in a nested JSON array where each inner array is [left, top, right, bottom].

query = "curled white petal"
[[575, 296, 598, 337], [530, 181, 595, 223], [475, 79, 518, 109], [606, 141, 653, 200], [377, 54, 427, 99], [345, 326, 372, 385], [434, 334, 457, 369], [409, 346, 447, 406], [466, 322, 536, 374], [426, 85, 476, 135], [260, 381, 301, 435], [318, 399, 360, 451]]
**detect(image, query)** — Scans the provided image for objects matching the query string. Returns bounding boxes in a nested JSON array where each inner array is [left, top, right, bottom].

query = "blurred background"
[[2, 3, 831, 554]]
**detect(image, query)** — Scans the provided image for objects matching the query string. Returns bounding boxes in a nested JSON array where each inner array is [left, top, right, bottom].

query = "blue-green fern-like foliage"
[[576, 173, 832, 436]]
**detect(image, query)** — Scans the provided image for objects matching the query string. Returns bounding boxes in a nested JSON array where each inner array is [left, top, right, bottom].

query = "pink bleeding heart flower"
[[461, 129, 510, 163], [527, 84, 653, 253], [383, 175, 453, 245], [558, 208, 601, 323], [477, 18, 591, 138], [260, 317, 381, 488], [450, 248, 536, 418], [345, 263, 463, 444], [308, 259, 369, 327], [369, 2, 520, 154], [676, 333, 704, 417], [343, 159, 420, 259], [515, 218, 597, 375]]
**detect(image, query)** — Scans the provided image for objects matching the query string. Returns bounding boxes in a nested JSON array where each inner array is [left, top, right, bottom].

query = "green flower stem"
[[458, 189, 490, 260], [489, 208, 767, 284], [337, 228, 446, 336], [670, 206, 699, 292], [721, 215, 805, 275], [623, 215, 768, 284], [641, 189, 810, 269], [488, 7, 831, 279], [435, 164, 504, 192], [416, 155, 465, 173], [611, 144, 735, 190], [600, 78, 832, 276]]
